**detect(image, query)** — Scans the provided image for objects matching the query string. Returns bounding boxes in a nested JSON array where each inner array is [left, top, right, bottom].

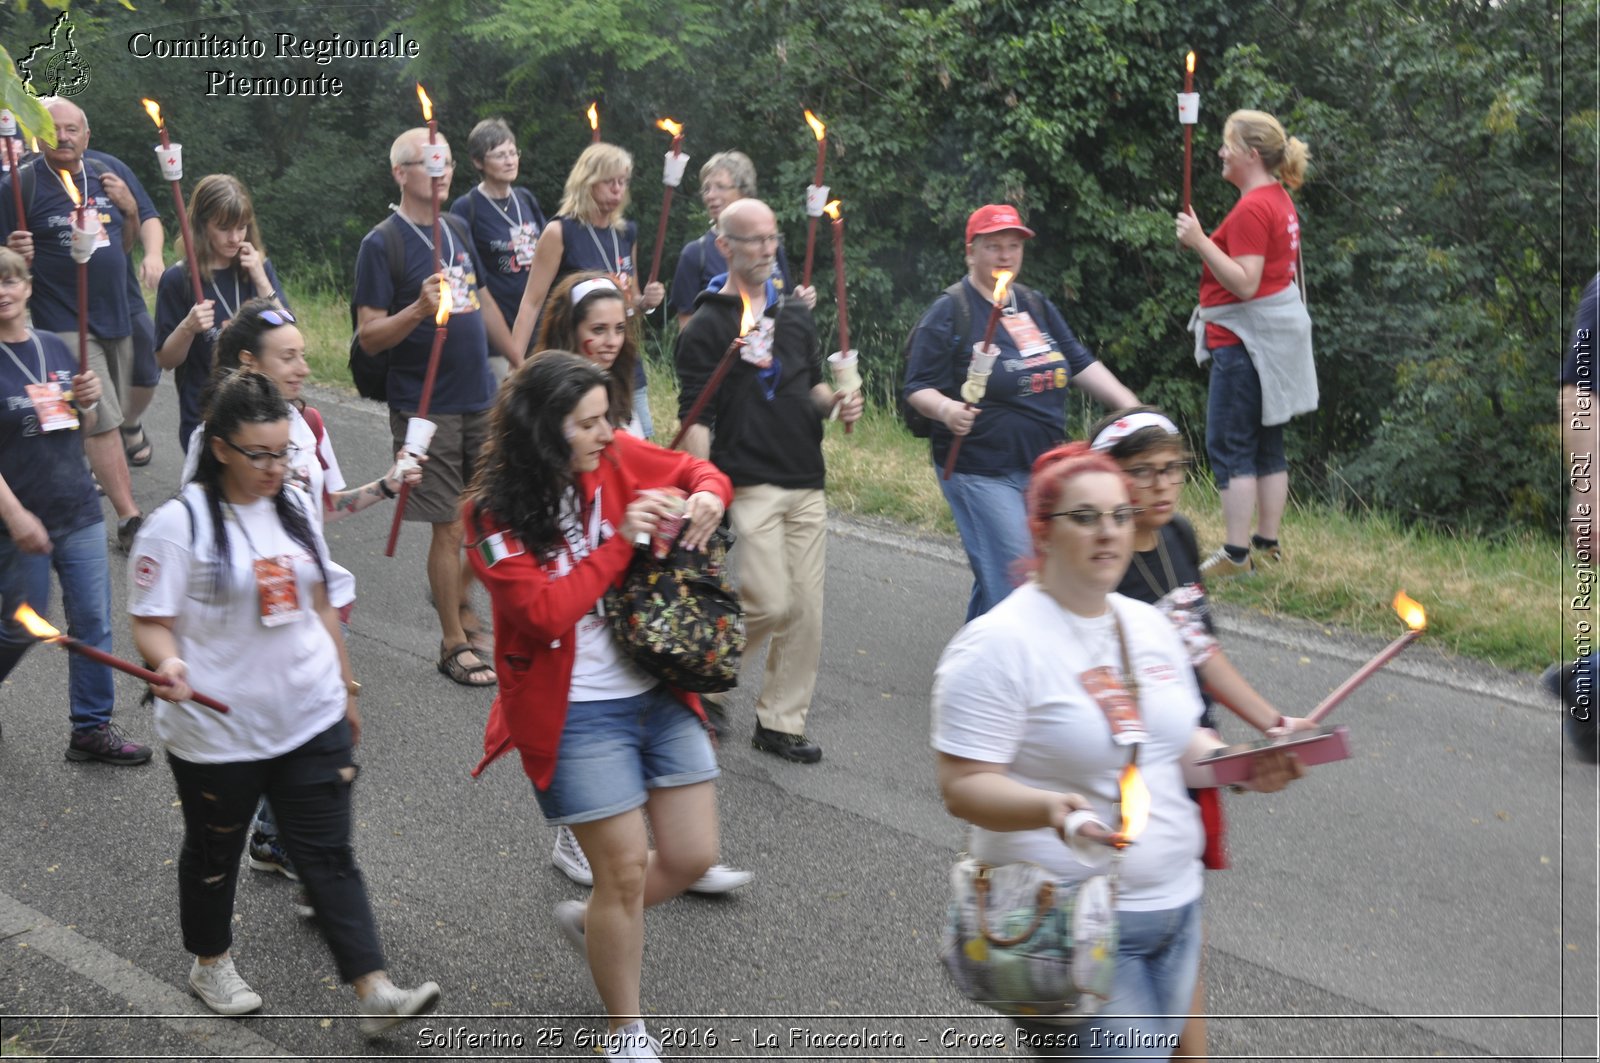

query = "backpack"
[[899, 280, 1049, 437], [348, 212, 471, 403], [604, 526, 746, 693]]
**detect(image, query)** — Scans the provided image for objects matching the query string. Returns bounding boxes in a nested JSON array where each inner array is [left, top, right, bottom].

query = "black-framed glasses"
[[725, 232, 782, 248], [1123, 460, 1192, 487], [222, 438, 300, 470], [1050, 506, 1143, 528], [256, 307, 296, 326]]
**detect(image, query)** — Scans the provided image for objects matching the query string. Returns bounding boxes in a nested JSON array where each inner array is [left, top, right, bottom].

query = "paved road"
[[0, 385, 1592, 1061]]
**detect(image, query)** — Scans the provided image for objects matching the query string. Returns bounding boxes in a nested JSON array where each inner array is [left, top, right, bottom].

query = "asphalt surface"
[[0, 384, 1593, 1061]]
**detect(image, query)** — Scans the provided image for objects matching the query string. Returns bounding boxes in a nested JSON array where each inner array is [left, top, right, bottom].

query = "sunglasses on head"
[[256, 307, 296, 326]]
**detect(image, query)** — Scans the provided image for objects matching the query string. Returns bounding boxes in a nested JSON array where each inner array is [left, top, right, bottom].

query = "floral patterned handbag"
[[605, 527, 746, 693]]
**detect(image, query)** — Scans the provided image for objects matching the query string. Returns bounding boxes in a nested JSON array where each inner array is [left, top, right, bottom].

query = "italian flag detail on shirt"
[[476, 531, 525, 567]]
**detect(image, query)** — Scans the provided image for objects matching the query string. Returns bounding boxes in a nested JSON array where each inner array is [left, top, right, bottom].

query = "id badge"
[[511, 223, 537, 266], [1000, 311, 1051, 357], [741, 316, 776, 368], [1079, 666, 1148, 746], [95, 212, 112, 250], [445, 266, 476, 314], [254, 556, 304, 627], [26, 381, 79, 432]]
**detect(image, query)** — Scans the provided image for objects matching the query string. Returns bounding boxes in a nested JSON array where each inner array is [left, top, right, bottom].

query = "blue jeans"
[[633, 384, 655, 441], [0, 522, 115, 732], [937, 468, 1033, 621]]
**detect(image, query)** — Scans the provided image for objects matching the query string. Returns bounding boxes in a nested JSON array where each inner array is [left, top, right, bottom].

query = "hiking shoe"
[[1251, 538, 1283, 564], [1199, 546, 1255, 581], [752, 723, 822, 764], [606, 1020, 664, 1061], [188, 955, 263, 1016], [66, 723, 152, 765], [554, 900, 586, 958], [357, 979, 441, 1037], [551, 826, 593, 886], [247, 832, 299, 881], [688, 863, 754, 895], [116, 514, 143, 554]]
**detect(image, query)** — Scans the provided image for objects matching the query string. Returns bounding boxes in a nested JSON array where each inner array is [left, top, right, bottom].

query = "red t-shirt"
[[1199, 183, 1300, 348]]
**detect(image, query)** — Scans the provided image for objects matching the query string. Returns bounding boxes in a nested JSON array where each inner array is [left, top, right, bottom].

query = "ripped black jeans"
[[166, 719, 385, 982]]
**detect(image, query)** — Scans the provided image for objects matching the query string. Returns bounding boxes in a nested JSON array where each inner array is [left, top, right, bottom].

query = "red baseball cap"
[[965, 204, 1036, 244]]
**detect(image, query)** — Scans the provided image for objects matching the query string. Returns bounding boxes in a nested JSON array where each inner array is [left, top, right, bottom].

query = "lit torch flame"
[[823, 199, 841, 221], [804, 109, 826, 141], [1117, 761, 1151, 843], [14, 604, 62, 641], [140, 98, 163, 131], [58, 168, 80, 208], [991, 269, 1014, 304], [1186, 50, 1196, 75], [435, 276, 451, 327], [656, 117, 682, 138], [586, 102, 599, 133], [739, 291, 755, 336], [1393, 590, 1426, 631], [415, 83, 433, 122]]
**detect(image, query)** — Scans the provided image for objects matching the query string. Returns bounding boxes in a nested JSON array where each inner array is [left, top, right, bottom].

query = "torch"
[[57, 169, 96, 374], [1065, 754, 1152, 853], [822, 200, 859, 435], [141, 99, 204, 305], [15, 605, 229, 714], [645, 118, 687, 292], [587, 102, 600, 144], [0, 110, 24, 230], [1306, 591, 1428, 725], [669, 292, 755, 450], [386, 277, 451, 557], [416, 84, 446, 276], [941, 269, 1013, 480], [800, 109, 828, 288], [1178, 51, 1199, 213]]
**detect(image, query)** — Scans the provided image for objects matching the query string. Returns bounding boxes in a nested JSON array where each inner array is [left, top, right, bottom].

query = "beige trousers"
[[728, 484, 827, 736]]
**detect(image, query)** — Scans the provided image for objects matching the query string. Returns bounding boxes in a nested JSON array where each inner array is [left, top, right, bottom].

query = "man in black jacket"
[[674, 198, 861, 763]]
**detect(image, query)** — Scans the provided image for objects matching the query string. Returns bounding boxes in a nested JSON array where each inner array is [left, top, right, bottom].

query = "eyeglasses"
[[1122, 460, 1191, 487], [222, 438, 301, 470], [256, 307, 296, 326], [1049, 506, 1143, 528], [701, 180, 738, 196], [726, 232, 782, 248], [482, 148, 519, 162]]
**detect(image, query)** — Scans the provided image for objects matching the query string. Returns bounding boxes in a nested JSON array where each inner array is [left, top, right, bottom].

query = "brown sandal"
[[437, 642, 496, 687]]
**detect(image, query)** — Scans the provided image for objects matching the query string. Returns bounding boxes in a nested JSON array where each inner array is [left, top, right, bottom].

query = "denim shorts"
[[1206, 344, 1287, 488], [533, 685, 719, 824]]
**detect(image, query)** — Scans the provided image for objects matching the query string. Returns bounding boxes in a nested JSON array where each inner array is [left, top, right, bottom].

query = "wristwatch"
[[346, 680, 362, 697]]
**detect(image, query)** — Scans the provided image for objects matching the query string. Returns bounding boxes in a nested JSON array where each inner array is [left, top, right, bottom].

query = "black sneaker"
[[116, 514, 143, 555], [247, 832, 300, 881], [66, 723, 152, 765], [752, 723, 822, 764]]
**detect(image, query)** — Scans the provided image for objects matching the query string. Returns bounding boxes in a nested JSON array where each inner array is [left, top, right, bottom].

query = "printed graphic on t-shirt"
[[1153, 583, 1220, 668], [445, 253, 485, 315]]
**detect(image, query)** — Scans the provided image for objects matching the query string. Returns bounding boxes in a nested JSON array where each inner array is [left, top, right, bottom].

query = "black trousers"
[[166, 718, 386, 982]]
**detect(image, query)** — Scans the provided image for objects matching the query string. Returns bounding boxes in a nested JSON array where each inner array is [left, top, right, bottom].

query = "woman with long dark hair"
[[129, 370, 438, 1033], [466, 353, 731, 1059]]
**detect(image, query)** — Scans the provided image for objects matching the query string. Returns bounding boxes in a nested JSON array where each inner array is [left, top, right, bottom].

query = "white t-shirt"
[[931, 581, 1205, 911], [551, 486, 656, 703], [181, 406, 355, 608], [128, 482, 347, 763]]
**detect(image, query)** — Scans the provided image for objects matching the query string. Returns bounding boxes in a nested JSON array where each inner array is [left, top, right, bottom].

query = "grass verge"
[[286, 283, 1556, 675]]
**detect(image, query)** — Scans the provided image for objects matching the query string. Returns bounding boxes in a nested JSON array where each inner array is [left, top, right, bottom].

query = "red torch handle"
[[170, 181, 204, 305], [1182, 126, 1193, 214], [942, 303, 1006, 480], [428, 121, 443, 276], [7, 139, 25, 229], [1305, 628, 1422, 725], [830, 216, 853, 435], [60, 637, 229, 713], [76, 259, 88, 375], [384, 481, 415, 558], [802, 216, 820, 289], [669, 336, 744, 451], [385, 324, 448, 557], [647, 186, 674, 291]]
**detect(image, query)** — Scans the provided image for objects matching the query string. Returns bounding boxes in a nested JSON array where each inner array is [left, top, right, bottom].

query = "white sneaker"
[[554, 899, 587, 958], [188, 956, 263, 1016], [687, 863, 754, 895], [358, 979, 441, 1037], [606, 1020, 664, 1060], [551, 826, 594, 886]]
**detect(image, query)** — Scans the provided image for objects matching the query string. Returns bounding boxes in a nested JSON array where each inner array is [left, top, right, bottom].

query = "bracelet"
[[378, 478, 397, 499]]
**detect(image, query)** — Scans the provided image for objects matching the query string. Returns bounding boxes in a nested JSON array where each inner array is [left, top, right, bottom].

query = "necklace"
[[1130, 532, 1179, 598], [478, 184, 524, 227], [1057, 602, 1118, 666], [0, 332, 46, 385]]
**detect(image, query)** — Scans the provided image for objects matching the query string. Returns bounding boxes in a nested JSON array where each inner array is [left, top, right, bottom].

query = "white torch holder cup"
[[424, 143, 448, 179], [0, 111, 15, 137], [1177, 93, 1200, 125], [1063, 809, 1116, 868], [402, 416, 437, 458], [69, 214, 100, 264], [662, 151, 690, 188], [154, 143, 184, 181], [805, 184, 830, 218], [827, 350, 861, 421]]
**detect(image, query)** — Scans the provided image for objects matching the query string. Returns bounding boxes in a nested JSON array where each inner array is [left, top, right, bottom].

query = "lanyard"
[[581, 221, 623, 276], [478, 185, 525, 228], [0, 332, 48, 386], [1131, 534, 1179, 598], [394, 207, 458, 264], [208, 268, 243, 322]]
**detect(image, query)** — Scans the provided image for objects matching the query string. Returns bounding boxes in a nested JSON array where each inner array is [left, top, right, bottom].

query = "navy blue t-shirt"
[[902, 277, 1099, 476], [1562, 273, 1600, 390], [449, 185, 546, 332], [86, 151, 160, 322], [0, 155, 133, 337], [353, 213, 495, 414], [668, 228, 793, 316], [556, 216, 645, 388], [155, 259, 285, 447], [0, 330, 99, 538]]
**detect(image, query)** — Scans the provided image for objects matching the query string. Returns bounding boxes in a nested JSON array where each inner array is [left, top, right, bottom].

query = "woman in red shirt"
[[1175, 109, 1311, 581], [465, 353, 732, 1060]]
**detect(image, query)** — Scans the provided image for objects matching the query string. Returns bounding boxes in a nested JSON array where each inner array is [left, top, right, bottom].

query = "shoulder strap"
[[178, 491, 196, 546], [466, 187, 479, 233], [942, 281, 972, 348], [1172, 514, 1202, 568], [18, 157, 33, 218]]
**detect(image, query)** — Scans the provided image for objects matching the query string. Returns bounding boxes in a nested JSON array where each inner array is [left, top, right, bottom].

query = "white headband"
[[570, 277, 620, 306], [1090, 412, 1180, 452]]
